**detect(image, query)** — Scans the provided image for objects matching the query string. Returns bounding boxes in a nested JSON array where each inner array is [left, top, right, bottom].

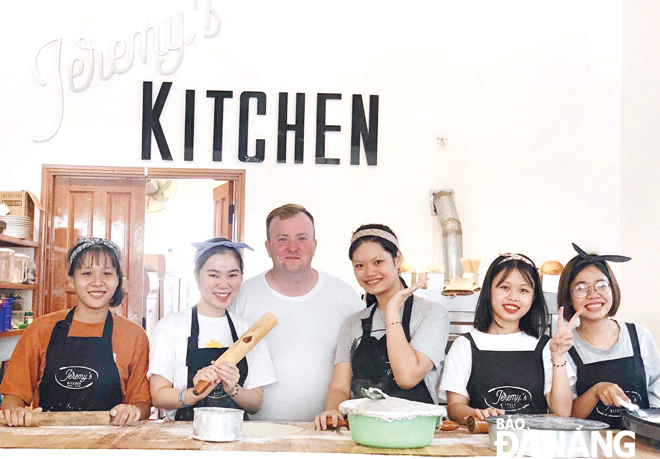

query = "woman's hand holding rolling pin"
[[192, 364, 224, 399], [216, 361, 241, 396], [471, 407, 505, 421]]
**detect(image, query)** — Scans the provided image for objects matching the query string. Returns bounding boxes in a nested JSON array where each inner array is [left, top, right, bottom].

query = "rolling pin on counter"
[[24, 411, 111, 427]]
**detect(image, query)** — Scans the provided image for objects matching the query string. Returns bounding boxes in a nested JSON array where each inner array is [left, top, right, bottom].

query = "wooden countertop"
[[0, 421, 659, 458]]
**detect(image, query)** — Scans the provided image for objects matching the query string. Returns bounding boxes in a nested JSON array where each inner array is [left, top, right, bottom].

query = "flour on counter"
[[243, 423, 304, 437]]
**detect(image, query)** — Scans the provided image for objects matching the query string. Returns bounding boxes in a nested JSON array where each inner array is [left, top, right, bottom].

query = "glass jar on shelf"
[[12, 254, 29, 283], [24, 260, 36, 284], [0, 248, 15, 282]]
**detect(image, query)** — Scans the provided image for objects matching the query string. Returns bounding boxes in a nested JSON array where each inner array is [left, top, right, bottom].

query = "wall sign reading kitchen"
[[142, 82, 379, 166]]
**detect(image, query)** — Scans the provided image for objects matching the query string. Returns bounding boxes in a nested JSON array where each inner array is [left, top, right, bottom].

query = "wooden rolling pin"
[[192, 313, 278, 396], [438, 420, 460, 431], [467, 415, 489, 433], [24, 411, 111, 427], [325, 415, 349, 429]]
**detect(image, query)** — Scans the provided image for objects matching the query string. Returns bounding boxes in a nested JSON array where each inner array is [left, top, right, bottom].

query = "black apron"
[[350, 295, 434, 403], [569, 322, 649, 429], [465, 333, 550, 414], [175, 307, 249, 420], [39, 307, 123, 412]]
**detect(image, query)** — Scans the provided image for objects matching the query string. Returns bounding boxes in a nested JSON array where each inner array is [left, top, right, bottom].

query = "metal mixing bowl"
[[192, 407, 244, 442]]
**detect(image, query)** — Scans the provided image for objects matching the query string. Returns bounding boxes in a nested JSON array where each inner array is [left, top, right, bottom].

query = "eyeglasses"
[[571, 280, 611, 298]]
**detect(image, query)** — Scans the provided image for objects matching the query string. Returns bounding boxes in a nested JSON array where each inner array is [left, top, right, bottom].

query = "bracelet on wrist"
[[179, 388, 193, 407], [386, 321, 402, 327], [229, 385, 240, 398], [552, 360, 567, 368]]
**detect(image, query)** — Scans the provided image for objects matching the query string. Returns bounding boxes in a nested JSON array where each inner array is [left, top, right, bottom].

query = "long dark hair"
[[474, 254, 547, 338], [67, 242, 124, 307], [348, 224, 407, 306]]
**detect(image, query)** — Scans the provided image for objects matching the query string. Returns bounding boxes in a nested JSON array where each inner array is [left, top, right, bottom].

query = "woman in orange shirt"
[[0, 238, 151, 426]]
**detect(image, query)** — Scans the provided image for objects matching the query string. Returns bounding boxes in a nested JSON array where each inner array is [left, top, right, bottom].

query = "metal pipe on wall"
[[430, 189, 463, 282]]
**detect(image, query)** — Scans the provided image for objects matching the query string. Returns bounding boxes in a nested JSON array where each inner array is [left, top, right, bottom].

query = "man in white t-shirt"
[[230, 204, 364, 421]]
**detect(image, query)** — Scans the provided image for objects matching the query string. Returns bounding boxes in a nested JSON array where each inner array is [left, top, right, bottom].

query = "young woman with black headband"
[[558, 244, 660, 428], [314, 224, 449, 430]]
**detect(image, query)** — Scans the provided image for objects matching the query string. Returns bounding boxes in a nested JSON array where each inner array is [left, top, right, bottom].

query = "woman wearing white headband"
[[314, 224, 450, 430], [148, 238, 276, 420]]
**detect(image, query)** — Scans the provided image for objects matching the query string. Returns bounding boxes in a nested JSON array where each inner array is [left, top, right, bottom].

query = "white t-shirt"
[[438, 329, 576, 403], [335, 296, 449, 404], [148, 307, 277, 420], [229, 270, 364, 421]]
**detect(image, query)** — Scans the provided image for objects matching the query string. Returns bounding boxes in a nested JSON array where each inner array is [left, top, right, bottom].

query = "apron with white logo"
[[350, 296, 434, 403], [175, 307, 249, 421], [568, 323, 649, 429], [465, 333, 550, 414], [39, 307, 123, 411]]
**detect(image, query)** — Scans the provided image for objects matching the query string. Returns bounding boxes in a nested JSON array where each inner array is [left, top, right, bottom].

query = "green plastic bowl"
[[347, 414, 438, 449]]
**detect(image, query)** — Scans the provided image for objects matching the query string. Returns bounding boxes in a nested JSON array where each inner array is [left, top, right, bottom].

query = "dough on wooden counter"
[[243, 423, 304, 437]]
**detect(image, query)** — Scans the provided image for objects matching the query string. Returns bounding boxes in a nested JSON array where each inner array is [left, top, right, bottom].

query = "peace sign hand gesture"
[[549, 307, 582, 359]]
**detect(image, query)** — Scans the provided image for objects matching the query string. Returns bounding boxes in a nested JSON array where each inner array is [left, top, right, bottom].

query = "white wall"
[[0, 2, 628, 319], [621, 0, 660, 339]]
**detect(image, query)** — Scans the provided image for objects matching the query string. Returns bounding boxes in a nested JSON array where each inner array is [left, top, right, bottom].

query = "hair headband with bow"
[[68, 237, 121, 265], [572, 243, 631, 264], [192, 240, 254, 264]]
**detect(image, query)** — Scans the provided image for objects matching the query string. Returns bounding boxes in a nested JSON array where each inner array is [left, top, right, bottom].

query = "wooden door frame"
[[39, 165, 246, 319]]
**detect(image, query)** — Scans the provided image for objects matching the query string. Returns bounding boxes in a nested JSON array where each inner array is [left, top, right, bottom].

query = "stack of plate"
[[0, 216, 32, 239]]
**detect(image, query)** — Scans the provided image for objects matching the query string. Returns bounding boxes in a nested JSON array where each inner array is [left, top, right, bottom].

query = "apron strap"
[[568, 345, 584, 367], [190, 306, 200, 342], [63, 307, 76, 325], [534, 334, 550, 354], [226, 311, 240, 342], [101, 311, 114, 340], [360, 304, 379, 340], [360, 296, 415, 342], [401, 295, 414, 342], [626, 323, 642, 358], [463, 331, 478, 350], [61, 307, 113, 340]]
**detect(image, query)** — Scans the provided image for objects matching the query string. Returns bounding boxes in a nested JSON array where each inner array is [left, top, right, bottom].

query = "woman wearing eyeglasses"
[[558, 244, 660, 428]]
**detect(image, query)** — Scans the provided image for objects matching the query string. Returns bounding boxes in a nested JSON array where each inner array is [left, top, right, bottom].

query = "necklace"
[[578, 322, 620, 350], [376, 307, 387, 325]]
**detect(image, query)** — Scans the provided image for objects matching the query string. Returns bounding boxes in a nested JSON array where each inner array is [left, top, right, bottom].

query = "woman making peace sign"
[[440, 253, 579, 423], [558, 244, 660, 428]]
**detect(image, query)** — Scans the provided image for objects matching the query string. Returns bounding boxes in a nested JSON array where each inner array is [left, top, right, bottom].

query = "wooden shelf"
[[0, 234, 39, 248], [0, 329, 24, 338], [0, 282, 37, 290]]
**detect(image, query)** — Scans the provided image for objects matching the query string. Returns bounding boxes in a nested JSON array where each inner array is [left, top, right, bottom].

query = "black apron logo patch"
[[207, 386, 229, 400], [485, 386, 532, 412], [55, 366, 99, 390], [596, 390, 642, 418]]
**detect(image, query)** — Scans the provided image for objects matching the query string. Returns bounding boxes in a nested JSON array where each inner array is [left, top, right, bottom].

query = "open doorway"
[[39, 166, 246, 328], [142, 179, 231, 334]]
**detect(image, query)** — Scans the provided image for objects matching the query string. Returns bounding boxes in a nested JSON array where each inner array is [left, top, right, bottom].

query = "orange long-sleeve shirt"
[[0, 309, 151, 408]]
